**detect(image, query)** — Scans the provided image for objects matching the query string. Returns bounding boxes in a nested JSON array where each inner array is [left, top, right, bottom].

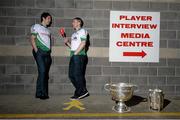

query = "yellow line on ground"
[[0, 112, 180, 118]]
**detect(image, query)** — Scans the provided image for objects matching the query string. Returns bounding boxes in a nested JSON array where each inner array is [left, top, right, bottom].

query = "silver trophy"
[[104, 83, 136, 113], [148, 89, 164, 111]]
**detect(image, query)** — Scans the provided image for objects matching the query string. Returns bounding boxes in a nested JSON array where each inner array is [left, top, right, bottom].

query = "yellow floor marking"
[[63, 100, 85, 111], [0, 112, 180, 118]]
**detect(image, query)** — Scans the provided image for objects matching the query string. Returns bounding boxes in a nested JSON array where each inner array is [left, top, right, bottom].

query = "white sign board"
[[109, 11, 160, 62]]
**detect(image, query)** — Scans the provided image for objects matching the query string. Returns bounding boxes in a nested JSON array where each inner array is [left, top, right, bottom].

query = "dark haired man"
[[30, 12, 52, 100], [64, 17, 89, 100]]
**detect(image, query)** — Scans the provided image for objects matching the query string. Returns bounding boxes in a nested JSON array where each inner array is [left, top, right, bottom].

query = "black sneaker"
[[70, 96, 79, 100], [35, 95, 49, 100], [78, 92, 90, 99], [39, 96, 49, 100]]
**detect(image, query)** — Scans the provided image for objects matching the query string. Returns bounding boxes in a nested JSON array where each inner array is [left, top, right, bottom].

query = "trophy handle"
[[104, 84, 111, 91], [133, 85, 138, 92]]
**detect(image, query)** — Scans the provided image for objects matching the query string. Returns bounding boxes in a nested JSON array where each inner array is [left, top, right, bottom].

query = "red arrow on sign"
[[123, 50, 147, 58]]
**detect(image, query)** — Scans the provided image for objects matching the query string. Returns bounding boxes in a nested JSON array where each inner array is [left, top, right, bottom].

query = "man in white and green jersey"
[[64, 17, 89, 100], [31, 24, 51, 52], [70, 26, 87, 56], [30, 12, 52, 100]]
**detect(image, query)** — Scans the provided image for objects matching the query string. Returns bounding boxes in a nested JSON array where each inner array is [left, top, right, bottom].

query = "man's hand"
[[74, 41, 86, 55], [64, 37, 71, 49], [34, 48, 38, 53], [59, 28, 66, 38], [30, 35, 38, 52], [74, 52, 78, 55], [64, 38, 69, 44]]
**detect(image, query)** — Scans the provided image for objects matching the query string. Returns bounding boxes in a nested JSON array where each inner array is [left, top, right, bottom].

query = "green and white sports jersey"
[[71, 28, 87, 56], [31, 24, 51, 51]]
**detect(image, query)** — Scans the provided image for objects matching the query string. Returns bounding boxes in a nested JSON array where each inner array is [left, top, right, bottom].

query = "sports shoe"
[[78, 92, 90, 99], [39, 96, 49, 100], [70, 95, 79, 100], [36, 95, 49, 100]]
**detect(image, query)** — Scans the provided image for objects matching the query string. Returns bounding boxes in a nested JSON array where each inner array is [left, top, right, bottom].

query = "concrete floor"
[[0, 94, 180, 119]]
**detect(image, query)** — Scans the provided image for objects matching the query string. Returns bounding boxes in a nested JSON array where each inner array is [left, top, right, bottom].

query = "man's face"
[[43, 16, 52, 26], [72, 19, 80, 29]]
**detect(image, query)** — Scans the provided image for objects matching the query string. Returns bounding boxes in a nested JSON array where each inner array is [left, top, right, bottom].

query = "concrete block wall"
[[0, 0, 180, 97]]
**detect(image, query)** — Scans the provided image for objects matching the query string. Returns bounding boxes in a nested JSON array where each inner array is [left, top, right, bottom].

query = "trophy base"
[[112, 101, 130, 113]]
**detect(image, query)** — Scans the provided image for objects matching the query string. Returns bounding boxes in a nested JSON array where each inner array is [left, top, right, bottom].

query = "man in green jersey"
[[30, 12, 52, 100], [64, 17, 89, 100]]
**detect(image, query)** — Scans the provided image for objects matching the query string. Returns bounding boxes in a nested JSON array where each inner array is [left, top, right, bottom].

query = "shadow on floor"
[[125, 95, 171, 110], [163, 99, 171, 109], [125, 95, 147, 107]]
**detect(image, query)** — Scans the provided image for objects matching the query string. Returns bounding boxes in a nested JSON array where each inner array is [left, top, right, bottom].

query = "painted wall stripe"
[[0, 45, 180, 59]]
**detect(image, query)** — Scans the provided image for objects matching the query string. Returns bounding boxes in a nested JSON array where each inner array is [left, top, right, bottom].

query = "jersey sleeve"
[[31, 24, 38, 36], [80, 29, 87, 41]]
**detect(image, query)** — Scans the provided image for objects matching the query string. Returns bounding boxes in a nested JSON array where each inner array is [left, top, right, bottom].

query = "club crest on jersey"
[[72, 36, 77, 41]]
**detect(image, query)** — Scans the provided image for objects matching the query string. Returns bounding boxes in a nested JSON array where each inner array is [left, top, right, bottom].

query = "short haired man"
[[30, 12, 52, 100], [64, 17, 89, 99]]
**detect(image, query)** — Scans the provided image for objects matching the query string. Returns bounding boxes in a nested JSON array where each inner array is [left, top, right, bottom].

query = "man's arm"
[[74, 41, 86, 55], [64, 37, 71, 49], [50, 34, 52, 50], [30, 35, 38, 52]]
